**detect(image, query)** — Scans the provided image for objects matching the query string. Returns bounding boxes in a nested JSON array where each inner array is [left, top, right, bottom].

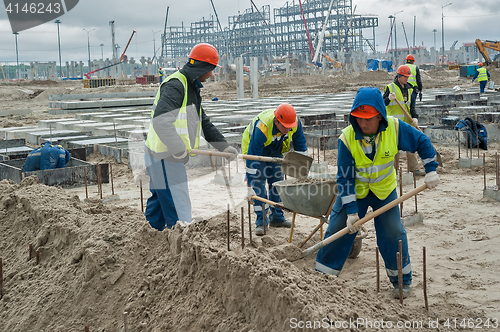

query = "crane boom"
[[312, 0, 335, 64], [298, 0, 315, 62], [84, 30, 136, 79]]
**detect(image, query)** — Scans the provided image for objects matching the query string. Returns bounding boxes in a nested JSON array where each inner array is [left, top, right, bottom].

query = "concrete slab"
[[48, 97, 155, 110], [26, 129, 81, 144], [0, 109, 33, 117]]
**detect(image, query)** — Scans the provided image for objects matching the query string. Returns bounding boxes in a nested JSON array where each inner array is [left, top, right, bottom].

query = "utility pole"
[[13, 32, 19, 79], [55, 20, 62, 78], [83, 28, 95, 73], [109, 21, 116, 60], [441, 3, 452, 64]]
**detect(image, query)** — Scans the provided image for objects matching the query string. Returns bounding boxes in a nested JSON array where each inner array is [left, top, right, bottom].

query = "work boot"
[[255, 225, 265, 236], [392, 284, 411, 299], [269, 220, 292, 228]]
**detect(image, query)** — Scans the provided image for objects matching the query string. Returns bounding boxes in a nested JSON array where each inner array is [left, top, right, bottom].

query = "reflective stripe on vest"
[[406, 63, 417, 87], [477, 67, 488, 82], [340, 116, 399, 200], [386, 82, 413, 125], [145, 71, 201, 154], [241, 108, 297, 155]]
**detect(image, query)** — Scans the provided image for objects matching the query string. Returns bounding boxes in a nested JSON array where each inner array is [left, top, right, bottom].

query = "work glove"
[[419, 92, 422, 102], [389, 92, 396, 101], [346, 213, 360, 234], [246, 186, 256, 204], [424, 171, 440, 189], [411, 118, 418, 128], [223, 145, 238, 161]]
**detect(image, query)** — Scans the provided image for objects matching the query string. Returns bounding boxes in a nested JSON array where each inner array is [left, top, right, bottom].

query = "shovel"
[[296, 183, 429, 260], [190, 149, 313, 178], [391, 97, 444, 167]]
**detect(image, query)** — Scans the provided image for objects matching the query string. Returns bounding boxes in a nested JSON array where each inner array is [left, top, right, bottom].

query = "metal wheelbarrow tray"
[[273, 178, 337, 217]]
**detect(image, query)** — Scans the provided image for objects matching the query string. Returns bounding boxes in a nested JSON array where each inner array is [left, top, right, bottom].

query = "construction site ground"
[[1, 67, 500, 331]]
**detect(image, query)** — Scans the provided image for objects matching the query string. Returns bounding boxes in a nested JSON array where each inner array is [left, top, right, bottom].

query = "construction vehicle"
[[84, 30, 136, 79], [322, 54, 341, 68], [475, 39, 500, 65]]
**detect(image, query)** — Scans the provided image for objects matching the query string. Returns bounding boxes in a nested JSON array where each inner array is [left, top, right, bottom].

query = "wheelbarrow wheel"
[[348, 226, 368, 259]]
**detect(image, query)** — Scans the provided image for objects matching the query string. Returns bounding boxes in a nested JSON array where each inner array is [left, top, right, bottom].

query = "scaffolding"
[[161, 0, 377, 60]]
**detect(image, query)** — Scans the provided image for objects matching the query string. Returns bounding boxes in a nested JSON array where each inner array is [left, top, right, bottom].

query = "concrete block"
[[310, 161, 329, 173], [401, 212, 424, 227], [483, 187, 500, 201], [458, 157, 484, 168]]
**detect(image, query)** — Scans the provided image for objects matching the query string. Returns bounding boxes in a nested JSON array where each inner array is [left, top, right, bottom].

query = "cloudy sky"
[[0, 0, 499, 65]]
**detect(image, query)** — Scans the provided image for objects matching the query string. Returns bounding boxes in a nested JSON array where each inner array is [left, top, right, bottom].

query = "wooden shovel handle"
[[190, 149, 284, 163], [393, 98, 422, 132], [301, 183, 428, 258]]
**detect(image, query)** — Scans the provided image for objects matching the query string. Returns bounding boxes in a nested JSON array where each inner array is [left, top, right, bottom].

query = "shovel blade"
[[282, 152, 313, 178]]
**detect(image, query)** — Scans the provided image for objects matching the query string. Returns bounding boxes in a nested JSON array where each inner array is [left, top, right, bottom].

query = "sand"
[[0, 68, 499, 331]]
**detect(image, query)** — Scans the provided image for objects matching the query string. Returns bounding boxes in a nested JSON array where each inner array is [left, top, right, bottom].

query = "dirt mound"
[[0, 177, 482, 331]]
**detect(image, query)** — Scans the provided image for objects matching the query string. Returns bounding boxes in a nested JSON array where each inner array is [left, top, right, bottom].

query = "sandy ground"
[[1, 68, 500, 331]]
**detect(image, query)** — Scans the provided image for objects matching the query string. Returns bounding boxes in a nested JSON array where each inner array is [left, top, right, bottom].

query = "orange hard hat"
[[478, 62, 483, 67], [188, 43, 220, 67], [351, 105, 380, 119], [406, 54, 415, 62], [274, 103, 298, 128], [397, 65, 412, 77]]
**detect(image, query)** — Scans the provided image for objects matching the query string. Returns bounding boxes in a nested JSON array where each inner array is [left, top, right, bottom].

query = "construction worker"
[[158, 67, 163, 84], [315, 87, 440, 299], [472, 63, 490, 93], [383, 64, 422, 175], [144, 43, 238, 231], [242, 103, 307, 236], [405, 54, 423, 105]]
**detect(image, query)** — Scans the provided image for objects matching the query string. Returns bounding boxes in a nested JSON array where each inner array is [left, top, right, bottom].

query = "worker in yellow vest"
[[472, 63, 490, 93], [315, 87, 440, 299], [241, 103, 307, 236], [383, 64, 423, 175], [144, 43, 238, 231], [405, 54, 423, 104]]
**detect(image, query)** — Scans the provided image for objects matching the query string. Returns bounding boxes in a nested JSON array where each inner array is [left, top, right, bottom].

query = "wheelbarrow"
[[251, 178, 367, 258]]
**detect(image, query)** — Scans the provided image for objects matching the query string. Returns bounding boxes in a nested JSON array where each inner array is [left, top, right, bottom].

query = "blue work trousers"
[[479, 80, 487, 93], [144, 153, 191, 231], [247, 162, 285, 226], [316, 189, 412, 286]]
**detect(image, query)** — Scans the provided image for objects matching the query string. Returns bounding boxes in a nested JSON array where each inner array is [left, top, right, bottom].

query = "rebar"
[[248, 201, 252, 243], [457, 130, 460, 159], [423, 246, 428, 311], [413, 171, 418, 213], [84, 165, 88, 199], [376, 247, 380, 293], [97, 164, 102, 199], [110, 163, 114, 196], [323, 135, 326, 161], [227, 205, 230, 251], [397, 240, 403, 305], [140, 180, 144, 213], [399, 167, 403, 218], [484, 153, 486, 190], [241, 206, 245, 249]]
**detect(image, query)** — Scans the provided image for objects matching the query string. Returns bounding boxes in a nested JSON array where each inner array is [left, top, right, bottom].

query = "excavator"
[[322, 54, 342, 68], [475, 39, 500, 65]]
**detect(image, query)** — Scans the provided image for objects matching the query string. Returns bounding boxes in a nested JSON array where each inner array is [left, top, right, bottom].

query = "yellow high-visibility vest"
[[386, 82, 413, 125], [241, 109, 297, 155], [145, 71, 201, 154], [477, 67, 488, 82], [340, 116, 400, 200], [406, 63, 417, 88]]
